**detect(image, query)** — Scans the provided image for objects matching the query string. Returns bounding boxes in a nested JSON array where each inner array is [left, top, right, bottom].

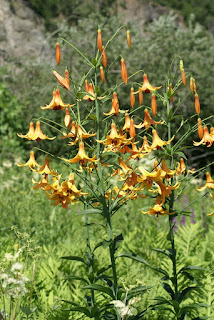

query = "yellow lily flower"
[[36, 157, 58, 175], [139, 74, 162, 93], [193, 126, 214, 147], [197, 172, 214, 191], [41, 88, 74, 110], [18, 122, 56, 142], [17, 151, 40, 170], [149, 129, 174, 150], [141, 196, 174, 216], [62, 141, 98, 166], [141, 109, 162, 130]]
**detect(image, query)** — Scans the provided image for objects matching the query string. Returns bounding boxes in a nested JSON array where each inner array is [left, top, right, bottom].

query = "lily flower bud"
[[179, 59, 184, 72], [151, 94, 157, 116], [129, 119, 136, 138], [65, 69, 70, 89], [181, 69, 186, 86], [97, 29, 103, 52], [139, 90, 143, 105], [100, 66, 105, 84], [121, 57, 128, 85], [197, 118, 203, 140], [169, 83, 174, 102], [56, 42, 61, 65], [85, 80, 89, 92], [64, 108, 71, 129], [130, 87, 135, 107], [101, 46, 107, 68], [195, 93, 200, 115], [127, 30, 131, 48]]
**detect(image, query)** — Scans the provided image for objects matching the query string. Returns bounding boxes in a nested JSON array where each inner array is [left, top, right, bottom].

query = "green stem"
[[94, 68, 102, 179]]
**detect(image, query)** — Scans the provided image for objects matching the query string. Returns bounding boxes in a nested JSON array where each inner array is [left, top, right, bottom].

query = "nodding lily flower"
[[64, 108, 71, 128], [32, 173, 51, 191], [141, 136, 151, 152], [197, 172, 214, 191], [141, 109, 162, 130], [160, 159, 176, 179], [137, 166, 165, 190], [62, 141, 98, 166], [207, 193, 214, 216], [55, 42, 61, 65], [128, 141, 147, 161], [122, 114, 143, 131], [97, 122, 132, 149], [61, 173, 88, 197], [101, 46, 107, 68], [127, 30, 131, 48], [193, 126, 214, 147], [36, 157, 58, 175], [52, 70, 70, 91], [61, 120, 76, 140], [130, 87, 135, 107], [17, 151, 40, 170], [41, 88, 74, 110], [112, 157, 133, 177], [138, 74, 161, 93], [82, 83, 105, 101], [121, 58, 128, 84], [18, 122, 56, 142], [176, 158, 194, 175], [103, 92, 124, 116], [17, 122, 35, 139], [149, 129, 174, 150], [155, 180, 180, 204], [141, 196, 174, 216], [66, 124, 96, 146]]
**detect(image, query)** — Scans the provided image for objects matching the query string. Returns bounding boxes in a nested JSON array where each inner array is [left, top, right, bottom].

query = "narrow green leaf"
[[117, 252, 150, 266], [65, 276, 89, 284], [83, 284, 114, 299], [161, 282, 175, 299], [61, 255, 87, 264]]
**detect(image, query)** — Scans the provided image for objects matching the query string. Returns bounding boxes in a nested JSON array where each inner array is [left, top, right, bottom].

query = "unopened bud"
[[100, 66, 105, 84], [64, 108, 71, 128], [197, 118, 203, 140], [127, 30, 131, 48], [130, 87, 135, 107], [121, 58, 128, 85], [181, 69, 186, 86], [179, 59, 184, 72], [139, 90, 143, 105], [65, 69, 70, 89], [97, 29, 103, 52], [56, 42, 61, 65], [195, 93, 200, 115], [169, 84, 174, 102], [85, 80, 89, 92], [151, 94, 157, 116], [101, 46, 107, 68], [129, 119, 136, 138]]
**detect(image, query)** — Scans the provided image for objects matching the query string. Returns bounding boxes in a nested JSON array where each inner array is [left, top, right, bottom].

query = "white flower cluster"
[[0, 261, 29, 299], [110, 297, 139, 318]]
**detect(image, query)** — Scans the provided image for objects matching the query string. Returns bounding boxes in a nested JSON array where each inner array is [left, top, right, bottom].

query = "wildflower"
[[139, 74, 161, 93], [41, 88, 74, 110], [127, 30, 131, 48], [104, 92, 126, 116], [128, 141, 147, 160], [130, 87, 135, 107], [139, 90, 143, 105], [122, 114, 143, 131], [190, 77, 197, 94], [193, 126, 214, 147], [32, 173, 51, 190], [151, 94, 157, 116], [62, 141, 98, 166], [110, 299, 137, 318], [197, 172, 214, 191], [64, 108, 71, 128], [66, 124, 96, 145], [17, 121, 34, 139], [141, 108, 162, 130], [160, 159, 176, 179], [101, 46, 107, 68], [97, 29, 103, 52], [82, 83, 104, 101], [36, 157, 58, 175], [155, 180, 180, 204], [52, 70, 70, 91], [100, 66, 105, 84], [181, 69, 186, 86], [61, 120, 76, 140], [121, 58, 128, 84], [17, 151, 40, 170], [194, 93, 200, 115], [18, 122, 56, 142], [149, 129, 174, 150], [56, 42, 61, 65], [197, 118, 203, 140], [129, 119, 136, 138], [142, 196, 174, 216]]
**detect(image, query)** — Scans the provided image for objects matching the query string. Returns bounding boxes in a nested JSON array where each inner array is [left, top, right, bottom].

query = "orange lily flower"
[[97, 122, 131, 148], [137, 166, 164, 190], [128, 141, 147, 160], [197, 172, 214, 191], [141, 136, 151, 152], [62, 120, 76, 140], [56, 42, 61, 65], [41, 88, 74, 110], [149, 129, 174, 150], [112, 157, 132, 177], [176, 158, 194, 175], [82, 83, 105, 101], [139, 74, 161, 93], [63, 141, 98, 166], [141, 196, 174, 216], [141, 109, 162, 130], [17, 122, 35, 139], [52, 70, 69, 91], [18, 122, 56, 142], [121, 58, 128, 84], [33, 174, 52, 191], [161, 159, 176, 179], [17, 151, 40, 170], [61, 173, 88, 197], [193, 126, 214, 147], [122, 114, 143, 131], [104, 92, 124, 116], [156, 180, 180, 204], [67, 124, 96, 146], [36, 157, 58, 175]]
